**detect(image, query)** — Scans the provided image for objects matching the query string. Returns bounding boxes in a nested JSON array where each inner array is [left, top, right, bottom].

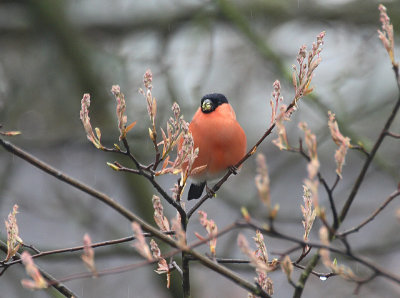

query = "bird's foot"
[[205, 184, 216, 198], [228, 165, 238, 175]]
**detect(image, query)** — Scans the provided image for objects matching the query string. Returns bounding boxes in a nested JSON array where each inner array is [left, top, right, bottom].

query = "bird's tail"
[[188, 182, 206, 200]]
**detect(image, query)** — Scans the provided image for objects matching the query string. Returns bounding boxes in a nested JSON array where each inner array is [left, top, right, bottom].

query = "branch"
[[386, 131, 400, 139], [353, 273, 379, 295], [292, 263, 336, 280], [1, 232, 174, 268], [350, 144, 370, 157], [55, 254, 164, 284], [337, 189, 400, 237]]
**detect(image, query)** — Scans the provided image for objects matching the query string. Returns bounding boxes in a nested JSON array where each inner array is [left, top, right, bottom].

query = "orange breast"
[[187, 103, 247, 182]]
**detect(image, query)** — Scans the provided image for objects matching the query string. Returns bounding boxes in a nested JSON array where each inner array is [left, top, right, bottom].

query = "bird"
[[183, 93, 247, 200]]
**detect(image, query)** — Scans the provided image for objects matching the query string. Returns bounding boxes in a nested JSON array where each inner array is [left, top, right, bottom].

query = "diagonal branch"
[[337, 189, 400, 237], [386, 131, 400, 139]]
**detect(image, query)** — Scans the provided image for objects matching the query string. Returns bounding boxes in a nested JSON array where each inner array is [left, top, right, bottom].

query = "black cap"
[[200, 93, 228, 113]]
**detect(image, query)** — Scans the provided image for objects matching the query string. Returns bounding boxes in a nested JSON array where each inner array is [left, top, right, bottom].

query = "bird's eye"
[[201, 99, 214, 113]]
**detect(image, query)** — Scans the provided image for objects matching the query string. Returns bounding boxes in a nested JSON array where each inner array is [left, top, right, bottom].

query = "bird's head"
[[200, 93, 228, 114]]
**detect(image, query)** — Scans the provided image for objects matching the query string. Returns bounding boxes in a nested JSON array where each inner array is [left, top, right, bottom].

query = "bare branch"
[[386, 131, 400, 139], [338, 189, 400, 237]]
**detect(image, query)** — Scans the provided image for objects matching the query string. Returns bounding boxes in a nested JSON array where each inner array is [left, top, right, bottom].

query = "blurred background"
[[1, 0, 399, 297]]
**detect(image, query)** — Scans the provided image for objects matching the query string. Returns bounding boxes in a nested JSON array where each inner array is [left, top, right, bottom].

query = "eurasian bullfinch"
[[184, 93, 247, 200]]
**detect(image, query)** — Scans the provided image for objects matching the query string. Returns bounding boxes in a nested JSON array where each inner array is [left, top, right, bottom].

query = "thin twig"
[[330, 175, 340, 193], [337, 189, 400, 237], [351, 145, 370, 157], [22, 243, 41, 254], [55, 255, 162, 284], [171, 260, 183, 277], [1, 232, 174, 268], [353, 273, 378, 295], [295, 247, 312, 264], [385, 131, 400, 139], [292, 263, 336, 279], [338, 236, 353, 255], [215, 258, 251, 264]]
